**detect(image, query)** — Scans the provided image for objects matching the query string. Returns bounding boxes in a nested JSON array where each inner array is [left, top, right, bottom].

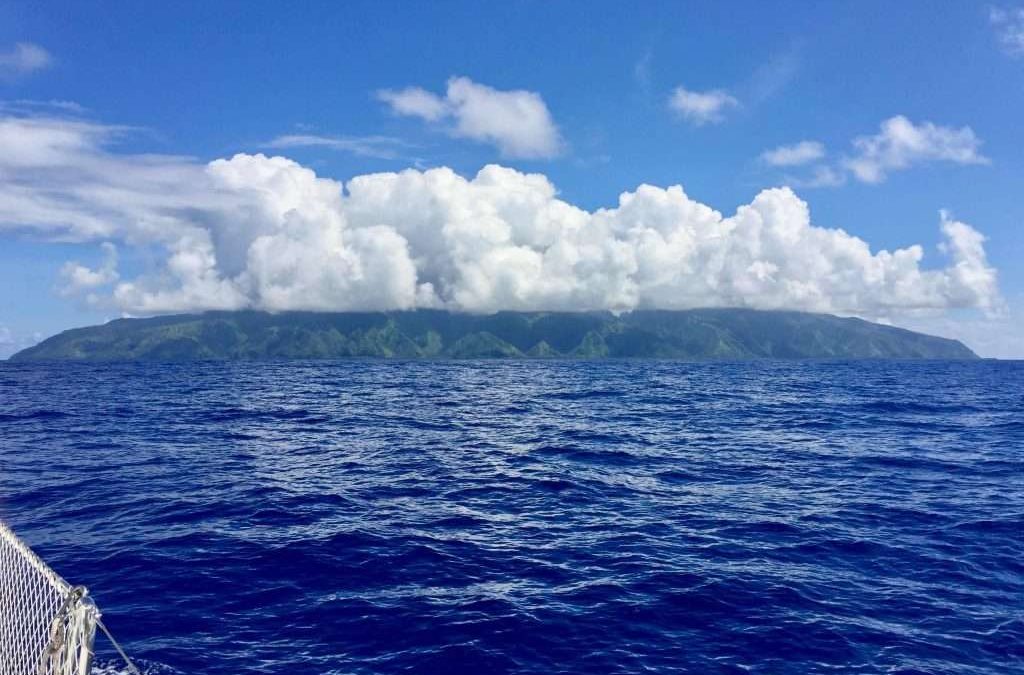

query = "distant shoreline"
[[10, 308, 978, 362]]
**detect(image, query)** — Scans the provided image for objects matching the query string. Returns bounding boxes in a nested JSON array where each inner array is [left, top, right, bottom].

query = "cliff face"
[[10, 309, 978, 361]]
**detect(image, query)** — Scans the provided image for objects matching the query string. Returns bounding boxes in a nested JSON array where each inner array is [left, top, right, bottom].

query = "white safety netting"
[[0, 520, 98, 675]]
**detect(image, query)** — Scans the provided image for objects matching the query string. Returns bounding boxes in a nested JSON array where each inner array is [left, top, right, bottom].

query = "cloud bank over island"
[[0, 114, 1002, 323]]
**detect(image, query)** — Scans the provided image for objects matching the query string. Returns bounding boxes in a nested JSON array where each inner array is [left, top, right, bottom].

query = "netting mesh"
[[0, 521, 98, 675]]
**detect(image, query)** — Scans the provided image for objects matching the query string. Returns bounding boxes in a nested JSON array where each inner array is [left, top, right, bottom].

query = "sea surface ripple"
[[1, 360, 1022, 674]]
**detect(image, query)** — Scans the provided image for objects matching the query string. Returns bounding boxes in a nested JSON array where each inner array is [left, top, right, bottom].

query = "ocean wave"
[[0, 359, 1020, 674]]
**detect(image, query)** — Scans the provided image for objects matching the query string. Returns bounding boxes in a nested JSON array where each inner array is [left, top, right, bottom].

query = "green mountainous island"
[[9, 309, 976, 361]]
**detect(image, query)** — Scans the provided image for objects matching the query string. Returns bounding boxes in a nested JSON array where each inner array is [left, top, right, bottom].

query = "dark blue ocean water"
[[1, 360, 1022, 675]]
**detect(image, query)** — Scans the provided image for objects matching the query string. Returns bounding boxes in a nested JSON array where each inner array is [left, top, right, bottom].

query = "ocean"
[[1, 360, 1022, 674]]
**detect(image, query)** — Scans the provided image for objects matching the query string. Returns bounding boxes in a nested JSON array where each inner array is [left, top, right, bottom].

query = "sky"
[[0, 0, 1022, 358]]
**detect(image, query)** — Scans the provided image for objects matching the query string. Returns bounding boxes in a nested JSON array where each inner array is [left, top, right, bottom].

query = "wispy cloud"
[[377, 77, 564, 159], [766, 117, 988, 188], [0, 42, 53, 80], [747, 48, 801, 104], [760, 141, 826, 167], [668, 85, 738, 126], [12, 99, 86, 113], [990, 6, 1024, 57], [267, 134, 413, 160], [783, 165, 846, 189], [633, 50, 653, 92], [666, 48, 797, 128]]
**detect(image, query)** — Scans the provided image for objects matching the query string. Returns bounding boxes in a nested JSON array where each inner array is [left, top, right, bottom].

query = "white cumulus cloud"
[[0, 114, 1004, 325], [377, 86, 449, 121], [0, 43, 52, 80], [844, 116, 988, 184], [59, 242, 119, 296], [760, 141, 826, 167], [377, 77, 563, 159], [668, 86, 738, 126]]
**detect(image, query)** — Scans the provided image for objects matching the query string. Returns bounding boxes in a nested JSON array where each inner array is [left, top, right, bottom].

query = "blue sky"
[[1, 1, 1022, 357]]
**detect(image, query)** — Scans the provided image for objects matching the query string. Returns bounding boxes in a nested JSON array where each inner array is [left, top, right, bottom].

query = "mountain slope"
[[9, 309, 978, 361]]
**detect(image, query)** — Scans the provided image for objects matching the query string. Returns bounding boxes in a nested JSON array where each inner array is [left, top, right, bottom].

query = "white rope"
[[96, 619, 144, 675]]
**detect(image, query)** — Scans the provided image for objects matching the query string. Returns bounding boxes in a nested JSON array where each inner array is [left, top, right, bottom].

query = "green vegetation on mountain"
[[9, 309, 977, 361]]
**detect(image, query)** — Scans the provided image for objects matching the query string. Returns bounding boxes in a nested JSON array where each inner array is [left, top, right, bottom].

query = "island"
[[8, 309, 977, 361]]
